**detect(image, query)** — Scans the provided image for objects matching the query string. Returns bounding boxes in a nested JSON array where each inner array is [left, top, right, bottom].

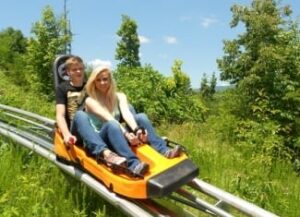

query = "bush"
[[114, 65, 206, 124]]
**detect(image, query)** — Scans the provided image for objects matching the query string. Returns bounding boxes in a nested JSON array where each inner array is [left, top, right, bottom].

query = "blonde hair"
[[86, 66, 117, 112]]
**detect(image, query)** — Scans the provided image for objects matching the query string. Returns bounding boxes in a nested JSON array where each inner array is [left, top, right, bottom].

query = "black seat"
[[53, 54, 74, 89]]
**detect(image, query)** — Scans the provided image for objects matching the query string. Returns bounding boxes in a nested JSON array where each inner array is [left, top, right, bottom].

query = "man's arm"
[[56, 104, 76, 144]]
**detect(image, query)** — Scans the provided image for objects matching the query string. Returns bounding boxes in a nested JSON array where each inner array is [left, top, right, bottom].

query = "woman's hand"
[[135, 128, 148, 143], [124, 132, 141, 146]]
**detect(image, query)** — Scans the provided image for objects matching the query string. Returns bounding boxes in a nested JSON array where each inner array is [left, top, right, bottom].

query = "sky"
[[1, 0, 299, 87]]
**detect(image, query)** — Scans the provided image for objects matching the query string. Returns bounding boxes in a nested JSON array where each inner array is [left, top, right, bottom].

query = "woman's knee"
[[135, 113, 148, 122], [104, 120, 121, 131]]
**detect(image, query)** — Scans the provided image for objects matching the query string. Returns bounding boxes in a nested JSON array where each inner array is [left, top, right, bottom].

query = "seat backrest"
[[53, 54, 74, 90]]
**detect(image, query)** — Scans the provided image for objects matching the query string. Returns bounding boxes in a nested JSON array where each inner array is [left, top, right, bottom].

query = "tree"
[[24, 5, 71, 99], [210, 72, 217, 96], [217, 0, 300, 155], [115, 15, 141, 68], [200, 73, 210, 98], [172, 59, 191, 94], [200, 72, 217, 99], [0, 27, 27, 76]]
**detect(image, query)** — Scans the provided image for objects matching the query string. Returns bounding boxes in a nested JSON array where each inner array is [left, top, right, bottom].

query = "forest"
[[0, 0, 299, 216]]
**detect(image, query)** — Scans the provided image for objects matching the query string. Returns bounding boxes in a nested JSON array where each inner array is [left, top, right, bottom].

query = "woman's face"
[[95, 70, 110, 94]]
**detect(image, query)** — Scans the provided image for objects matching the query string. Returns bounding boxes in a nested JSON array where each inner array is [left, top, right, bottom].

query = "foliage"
[[199, 72, 217, 99], [0, 27, 28, 84], [169, 59, 191, 94], [217, 0, 300, 159], [114, 64, 165, 122], [114, 64, 206, 124], [0, 71, 55, 118], [115, 15, 141, 68], [24, 5, 71, 100], [235, 119, 291, 169]]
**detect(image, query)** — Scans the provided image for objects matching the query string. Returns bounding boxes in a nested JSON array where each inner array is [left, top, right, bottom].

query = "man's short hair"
[[65, 56, 84, 70]]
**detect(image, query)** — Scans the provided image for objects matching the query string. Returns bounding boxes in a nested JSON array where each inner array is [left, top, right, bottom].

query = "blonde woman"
[[84, 66, 183, 176]]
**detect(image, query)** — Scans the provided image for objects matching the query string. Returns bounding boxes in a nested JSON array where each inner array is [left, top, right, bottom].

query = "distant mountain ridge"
[[193, 84, 234, 93]]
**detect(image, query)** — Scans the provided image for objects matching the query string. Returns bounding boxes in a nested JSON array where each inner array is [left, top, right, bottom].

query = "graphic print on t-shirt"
[[67, 91, 82, 121]]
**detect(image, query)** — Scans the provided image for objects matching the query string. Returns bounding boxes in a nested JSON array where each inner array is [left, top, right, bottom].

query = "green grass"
[[0, 72, 55, 119], [0, 139, 126, 217], [160, 122, 300, 217]]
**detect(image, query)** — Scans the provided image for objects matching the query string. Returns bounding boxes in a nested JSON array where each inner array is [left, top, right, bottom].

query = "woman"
[[85, 66, 182, 176]]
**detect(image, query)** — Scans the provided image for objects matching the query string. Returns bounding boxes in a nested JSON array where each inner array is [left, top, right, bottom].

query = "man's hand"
[[64, 134, 77, 147]]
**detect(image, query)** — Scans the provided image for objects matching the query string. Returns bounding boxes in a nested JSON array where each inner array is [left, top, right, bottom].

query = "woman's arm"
[[117, 92, 138, 131], [85, 96, 127, 134], [85, 97, 115, 121], [118, 93, 148, 143]]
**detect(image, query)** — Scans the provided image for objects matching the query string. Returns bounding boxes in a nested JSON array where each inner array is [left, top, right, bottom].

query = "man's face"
[[68, 62, 84, 83]]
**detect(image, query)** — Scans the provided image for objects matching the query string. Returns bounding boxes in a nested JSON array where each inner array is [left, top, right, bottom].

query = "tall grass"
[[159, 120, 300, 217], [0, 72, 55, 118], [0, 139, 126, 217]]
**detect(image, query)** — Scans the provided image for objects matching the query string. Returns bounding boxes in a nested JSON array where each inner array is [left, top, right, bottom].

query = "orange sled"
[[54, 129, 199, 199]]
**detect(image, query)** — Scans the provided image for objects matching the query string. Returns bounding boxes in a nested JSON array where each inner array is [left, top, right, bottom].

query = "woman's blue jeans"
[[133, 113, 168, 154], [71, 110, 106, 156], [71, 111, 141, 170]]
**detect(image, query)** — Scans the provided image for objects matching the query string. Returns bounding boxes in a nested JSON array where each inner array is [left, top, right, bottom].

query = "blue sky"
[[1, 0, 299, 87]]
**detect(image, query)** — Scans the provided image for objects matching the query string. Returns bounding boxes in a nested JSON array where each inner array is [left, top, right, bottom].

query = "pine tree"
[[115, 15, 141, 68]]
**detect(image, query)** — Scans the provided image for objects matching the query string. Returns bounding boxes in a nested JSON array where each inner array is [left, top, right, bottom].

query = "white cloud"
[[138, 35, 150, 44], [87, 59, 112, 70], [164, 36, 178, 44], [201, 16, 218, 28]]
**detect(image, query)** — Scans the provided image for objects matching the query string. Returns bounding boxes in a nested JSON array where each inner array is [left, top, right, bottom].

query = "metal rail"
[[0, 103, 279, 217], [0, 104, 55, 126]]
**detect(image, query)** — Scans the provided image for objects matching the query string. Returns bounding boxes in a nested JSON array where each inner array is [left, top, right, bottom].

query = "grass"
[[0, 139, 126, 217], [160, 122, 300, 217]]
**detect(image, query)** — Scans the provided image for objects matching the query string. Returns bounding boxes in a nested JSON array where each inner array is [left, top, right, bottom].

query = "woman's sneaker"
[[164, 145, 183, 159], [103, 151, 127, 167], [131, 162, 149, 177]]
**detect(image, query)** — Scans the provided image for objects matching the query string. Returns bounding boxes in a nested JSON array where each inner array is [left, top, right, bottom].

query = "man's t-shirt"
[[56, 81, 86, 127]]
